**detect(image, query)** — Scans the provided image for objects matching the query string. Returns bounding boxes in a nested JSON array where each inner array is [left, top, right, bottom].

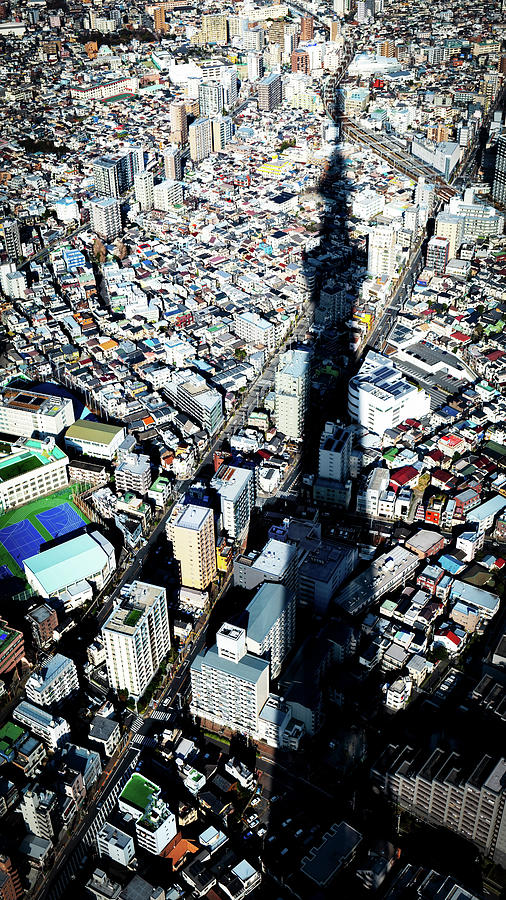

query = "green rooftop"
[[65, 419, 123, 445], [120, 774, 159, 812], [124, 608, 143, 628], [0, 454, 43, 482], [0, 721, 25, 757]]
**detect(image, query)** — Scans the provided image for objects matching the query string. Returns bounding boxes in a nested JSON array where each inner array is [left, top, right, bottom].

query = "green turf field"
[[0, 486, 90, 578]]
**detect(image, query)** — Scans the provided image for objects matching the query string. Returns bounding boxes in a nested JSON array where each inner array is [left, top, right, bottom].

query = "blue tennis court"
[[0, 520, 45, 568], [0, 564, 12, 581], [36, 502, 86, 539]]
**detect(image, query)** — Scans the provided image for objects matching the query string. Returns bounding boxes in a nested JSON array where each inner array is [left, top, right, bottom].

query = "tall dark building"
[[492, 134, 506, 206]]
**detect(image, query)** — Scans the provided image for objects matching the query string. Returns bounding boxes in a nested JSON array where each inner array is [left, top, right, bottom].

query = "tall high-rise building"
[[134, 170, 154, 211], [190, 623, 270, 736], [291, 48, 310, 74], [20, 786, 61, 841], [318, 422, 352, 482], [372, 746, 506, 867], [200, 13, 228, 44], [274, 349, 311, 442], [0, 855, 23, 900], [333, 0, 351, 13], [245, 582, 296, 678], [93, 151, 139, 198], [220, 67, 238, 108], [426, 235, 450, 273], [492, 134, 506, 206], [212, 115, 234, 151], [102, 581, 170, 701], [198, 81, 224, 117], [90, 197, 121, 241], [435, 211, 463, 258], [211, 464, 255, 542], [189, 117, 212, 163], [300, 15, 314, 40], [153, 5, 167, 31], [1, 219, 21, 261], [367, 225, 397, 278], [247, 51, 264, 82], [169, 99, 188, 145], [257, 72, 282, 111], [357, 0, 374, 22], [164, 145, 182, 180], [167, 504, 217, 590]]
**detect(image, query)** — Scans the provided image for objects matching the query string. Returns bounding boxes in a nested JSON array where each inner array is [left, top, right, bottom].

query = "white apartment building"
[[0, 388, 75, 437], [245, 582, 295, 678], [114, 453, 151, 495], [349, 351, 430, 436], [275, 349, 311, 441], [189, 118, 212, 163], [90, 197, 121, 241], [166, 503, 217, 590], [153, 179, 183, 211], [247, 51, 264, 81], [165, 371, 223, 436], [102, 581, 170, 701], [190, 623, 270, 737], [136, 797, 177, 855], [96, 822, 136, 867], [352, 189, 385, 221], [211, 464, 255, 542], [356, 467, 390, 518], [367, 225, 397, 279], [198, 82, 224, 117], [13, 701, 70, 750], [134, 171, 154, 211], [233, 311, 276, 352], [25, 654, 79, 709], [212, 115, 234, 151]]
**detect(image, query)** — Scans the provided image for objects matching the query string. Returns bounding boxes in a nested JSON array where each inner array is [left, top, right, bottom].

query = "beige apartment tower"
[[170, 100, 188, 145], [168, 504, 217, 590]]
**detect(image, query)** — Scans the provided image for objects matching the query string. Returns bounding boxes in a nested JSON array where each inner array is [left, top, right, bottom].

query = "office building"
[[96, 822, 136, 867], [492, 134, 506, 206], [0, 439, 69, 514], [190, 623, 270, 737], [244, 583, 295, 678], [134, 171, 154, 211], [24, 532, 116, 604], [426, 235, 450, 274], [25, 605, 58, 650], [368, 225, 397, 278], [0, 621, 24, 675], [298, 540, 358, 614], [170, 99, 188, 145], [349, 351, 430, 436], [26, 654, 79, 709], [198, 82, 223, 118], [247, 51, 264, 82], [13, 701, 70, 750], [165, 371, 224, 435], [0, 387, 74, 437], [1, 219, 21, 261], [167, 504, 217, 590], [372, 746, 506, 866], [20, 787, 60, 842], [275, 348, 311, 441], [257, 73, 282, 111], [153, 179, 183, 210], [90, 197, 121, 241], [300, 15, 314, 40], [211, 464, 255, 542], [212, 115, 234, 151], [163, 145, 182, 180], [114, 454, 151, 495], [102, 581, 170, 701], [119, 774, 177, 855], [189, 117, 212, 163]]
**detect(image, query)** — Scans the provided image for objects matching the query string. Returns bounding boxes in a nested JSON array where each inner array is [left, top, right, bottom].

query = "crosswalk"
[[131, 734, 157, 749], [131, 716, 144, 734], [150, 709, 170, 721]]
